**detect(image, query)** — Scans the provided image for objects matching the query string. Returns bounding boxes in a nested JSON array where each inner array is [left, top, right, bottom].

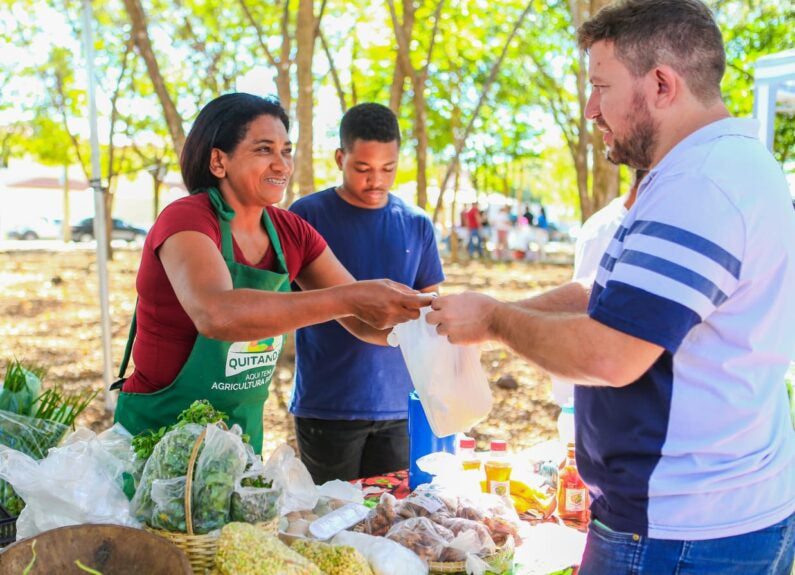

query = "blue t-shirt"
[[289, 188, 445, 420]]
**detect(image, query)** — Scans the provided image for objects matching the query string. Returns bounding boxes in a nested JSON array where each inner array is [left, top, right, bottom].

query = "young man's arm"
[[295, 247, 423, 345], [512, 281, 591, 314], [426, 291, 663, 387]]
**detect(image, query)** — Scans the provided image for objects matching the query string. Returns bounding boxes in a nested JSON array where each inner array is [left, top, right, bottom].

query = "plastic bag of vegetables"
[[0, 409, 68, 459], [0, 425, 140, 540], [291, 539, 374, 575], [150, 476, 188, 532], [131, 423, 204, 526], [214, 522, 322, 575], [230, 444, 280, 523], [0, 360, 43, 416], [191, 423, 247, 533]]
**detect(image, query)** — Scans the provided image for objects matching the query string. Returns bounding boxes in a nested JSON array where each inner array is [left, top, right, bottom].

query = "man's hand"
[[345, 279, 434, 330], [425, 292, 499, 344]]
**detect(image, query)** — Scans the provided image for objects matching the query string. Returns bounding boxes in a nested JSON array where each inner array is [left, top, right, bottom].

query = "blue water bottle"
[[408, 391, 456, 490]]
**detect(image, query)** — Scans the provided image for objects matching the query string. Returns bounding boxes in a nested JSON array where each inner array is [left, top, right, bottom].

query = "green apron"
[[114, 187, 290, 454]]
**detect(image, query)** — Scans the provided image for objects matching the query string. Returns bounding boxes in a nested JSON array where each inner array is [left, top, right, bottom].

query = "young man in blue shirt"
[[289, 103, 444, 483]]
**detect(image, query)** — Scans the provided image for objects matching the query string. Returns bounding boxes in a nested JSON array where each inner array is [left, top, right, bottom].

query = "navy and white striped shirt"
[[577, 118, 795, 540]]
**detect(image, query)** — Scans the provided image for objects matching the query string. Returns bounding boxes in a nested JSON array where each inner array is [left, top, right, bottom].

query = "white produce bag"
[[331, 529, 428, 575], [0, 424, 140, 540], [389, 307, 493, 437]]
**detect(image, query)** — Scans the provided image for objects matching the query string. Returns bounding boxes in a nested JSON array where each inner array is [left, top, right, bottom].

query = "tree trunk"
[[122, 0, 186, 158], [278, 0, 293, 114], [449, 161, 461, 263], [388, 66, 407, 114], [295, 0, 315, 197], [388, 0, 415, 113], [413, 82, 428, 210], [104, 189, 114, 261], [62, 165, 71, 242], [153, 176, 162, 222], [590, 129, 619, 216]]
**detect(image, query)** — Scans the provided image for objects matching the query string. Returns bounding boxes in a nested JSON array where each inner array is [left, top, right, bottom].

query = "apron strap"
[[207, 187, 236, 264], [261, 205, 289, 276], [111, 305, 137, 391]]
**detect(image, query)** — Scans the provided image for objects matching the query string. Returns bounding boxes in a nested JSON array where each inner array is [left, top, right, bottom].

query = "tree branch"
[[237, 0, 278, 67], [432, 1, 534, 222], [319, 30, 347, 113], [420, 0, 445, 80]]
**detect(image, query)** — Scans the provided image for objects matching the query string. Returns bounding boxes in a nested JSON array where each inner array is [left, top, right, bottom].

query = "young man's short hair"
[[339, 103, 401, 151], [577, 0, 726, 104]]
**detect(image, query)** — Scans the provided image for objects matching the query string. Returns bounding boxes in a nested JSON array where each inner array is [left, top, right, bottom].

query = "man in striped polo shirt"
[[426, 0, 795, 573]]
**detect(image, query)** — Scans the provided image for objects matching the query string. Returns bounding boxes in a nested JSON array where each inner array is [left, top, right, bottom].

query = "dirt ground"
[[0, 247, 572, 455]]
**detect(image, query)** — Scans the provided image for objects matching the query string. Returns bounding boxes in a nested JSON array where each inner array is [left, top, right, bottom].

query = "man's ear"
[[335, 148, 345, 170], [652, 65, 679, 109], [209, 148, 226, 179]]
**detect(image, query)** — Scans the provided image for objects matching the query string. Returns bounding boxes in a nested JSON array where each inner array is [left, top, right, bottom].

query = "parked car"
[[71, 218, 148, 243], [6, 217, 62, 240]]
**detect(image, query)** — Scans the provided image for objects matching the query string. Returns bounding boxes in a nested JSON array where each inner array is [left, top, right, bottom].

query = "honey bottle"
[[459, 436, 481, 471], [484, 439, 512, 496], [557, 442, 589, 525]]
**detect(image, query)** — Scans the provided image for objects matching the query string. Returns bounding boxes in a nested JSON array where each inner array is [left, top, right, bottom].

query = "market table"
[[356, 469, 586, 575]]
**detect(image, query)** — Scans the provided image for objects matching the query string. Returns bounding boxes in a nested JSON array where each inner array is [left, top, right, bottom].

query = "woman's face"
[[213, 114, 293, 207]]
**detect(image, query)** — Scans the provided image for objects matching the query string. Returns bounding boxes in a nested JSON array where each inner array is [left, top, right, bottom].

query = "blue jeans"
[[467, 230, 483, 257], [579, 512, 795, 575]]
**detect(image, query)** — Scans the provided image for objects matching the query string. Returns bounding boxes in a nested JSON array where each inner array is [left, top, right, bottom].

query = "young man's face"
[[335, 139, 399, 209], [585, 40, 659, 170]]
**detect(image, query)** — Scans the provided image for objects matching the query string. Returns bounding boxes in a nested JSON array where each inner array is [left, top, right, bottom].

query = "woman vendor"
[[114, 93, 431, 453]]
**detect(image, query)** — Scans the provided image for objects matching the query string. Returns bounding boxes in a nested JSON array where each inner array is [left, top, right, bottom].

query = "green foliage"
[[715, 0, 794, 165], [1, 0, 790, 220]]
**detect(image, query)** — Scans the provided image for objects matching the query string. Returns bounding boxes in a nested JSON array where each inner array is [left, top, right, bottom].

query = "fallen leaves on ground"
[[0, 249, 573, 455]]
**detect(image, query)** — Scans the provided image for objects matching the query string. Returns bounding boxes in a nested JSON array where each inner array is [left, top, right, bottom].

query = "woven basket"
[[145, 424, 225, 574]]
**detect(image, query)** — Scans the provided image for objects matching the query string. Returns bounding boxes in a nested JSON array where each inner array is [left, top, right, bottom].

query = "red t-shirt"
[[123, 193, 327, 393], [465, 207, 481, 230]]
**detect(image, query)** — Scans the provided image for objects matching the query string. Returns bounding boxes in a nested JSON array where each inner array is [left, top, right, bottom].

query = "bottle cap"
[[490, 440, 507, 452], [459, 437, 476, 449]]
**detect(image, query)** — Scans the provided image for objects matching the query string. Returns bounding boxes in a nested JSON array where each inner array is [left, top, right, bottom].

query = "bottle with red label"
[[459, 436, 481, 471], [557, 442, 589, 525]]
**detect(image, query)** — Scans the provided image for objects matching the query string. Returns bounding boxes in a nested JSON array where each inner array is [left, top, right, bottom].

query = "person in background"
[[289, 103, 444, 483], [550, 169, 647, 406], [523, 204, 535, 226], [426, 1, 795, 572], [465, 202, 484, 259], [113, 94, 431, 455], [493, 206, 512, 262]]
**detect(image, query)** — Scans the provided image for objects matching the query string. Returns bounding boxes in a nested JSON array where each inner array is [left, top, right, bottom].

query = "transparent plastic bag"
[[191, 424, 248, 533], [385, 516, 454, 563], [131, 423, 203, 527], [291, 538, 374, 575], [0, 408, 68, 459], [388, 307, 493, 436], [437, 517, 496, 556], [231, 443, 280, 523], [263, 443, 318, 515], [150, 476, 187, 532], [0, 363, 42, 416], [0, 426, 140, 539], [358, 492, 400, 537], [331, 530, 428, 575]]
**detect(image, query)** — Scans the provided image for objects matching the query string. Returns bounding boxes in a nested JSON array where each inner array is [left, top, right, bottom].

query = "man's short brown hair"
[[577, 0, 726, 104]]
